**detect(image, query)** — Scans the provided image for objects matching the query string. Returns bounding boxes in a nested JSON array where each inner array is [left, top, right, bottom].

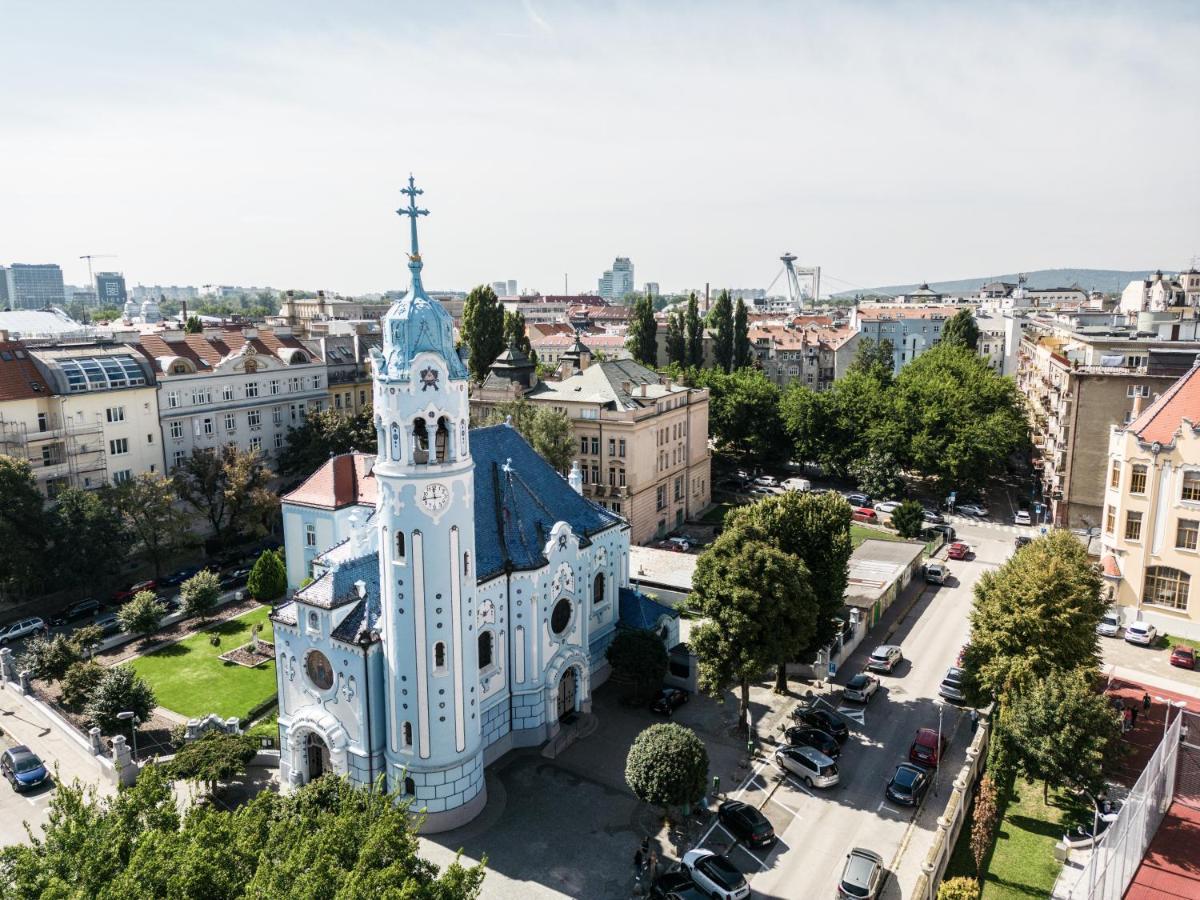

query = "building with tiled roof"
[[748, 321, 859, 391], [529, 330, 632, 365], [851, 304, 960, 372], [271, 181, 660, 834], [129, 324, 327, 470], [301, 332, 381, 418], [1120, 269, 1200, 316], [1100, 360, 1200, 639]]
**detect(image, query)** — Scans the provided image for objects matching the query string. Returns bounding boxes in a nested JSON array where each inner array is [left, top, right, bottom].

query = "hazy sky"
[[3, 1, 1198, 296]]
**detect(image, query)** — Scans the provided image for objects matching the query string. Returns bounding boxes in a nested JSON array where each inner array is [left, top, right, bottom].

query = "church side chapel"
[[271, 178, 676, 832]]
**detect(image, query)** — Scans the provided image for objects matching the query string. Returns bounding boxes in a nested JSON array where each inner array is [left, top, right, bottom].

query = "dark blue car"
[[2, 745, 48, 792]]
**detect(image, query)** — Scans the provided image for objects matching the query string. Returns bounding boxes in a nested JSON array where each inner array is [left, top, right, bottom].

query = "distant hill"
[[833, 268, 1158, 299]]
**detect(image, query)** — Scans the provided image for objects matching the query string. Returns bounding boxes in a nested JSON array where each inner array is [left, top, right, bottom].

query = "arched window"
[[551, 598, 572, 635], [478, 631, 494, 669], [395, 531, 406, 562], [434, 642, 446, 670], [1144, 567, 1191, 610], [413, 418, 429, 464], [402, 721, 413, 747], [404, 776, 415, 795], [435, 416, 450, 462], [593, 572, 605, 607], [463, 551, 470, 578]]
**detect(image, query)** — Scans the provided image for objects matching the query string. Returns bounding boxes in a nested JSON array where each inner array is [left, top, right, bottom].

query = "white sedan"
[[1014, 510, 1032, 526], [873, 500, 902, 515], [1124, 621, 1157, 646]]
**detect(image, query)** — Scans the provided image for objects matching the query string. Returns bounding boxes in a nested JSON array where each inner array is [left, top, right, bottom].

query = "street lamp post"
[[934, 701, 944, 797], [117, 710, 139, 760]]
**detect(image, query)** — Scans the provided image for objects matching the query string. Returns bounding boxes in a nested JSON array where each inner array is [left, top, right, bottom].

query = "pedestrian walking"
[[1143, 692, 1152, 712], [969, 709, 979, 734], [1131, 705, 1138, 727], [633, 847, 644, 874], [1122, 707, 1133, 733]]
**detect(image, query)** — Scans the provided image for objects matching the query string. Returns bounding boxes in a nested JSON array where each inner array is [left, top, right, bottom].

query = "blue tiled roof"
[[294, 552, 381, 610], [330, 593, 383, 644], [618, 587, 679, 631], [471, 424, 624, 581]]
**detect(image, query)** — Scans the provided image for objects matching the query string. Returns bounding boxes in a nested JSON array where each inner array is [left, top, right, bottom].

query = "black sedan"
[[50, 598, 100, 627], [650, 688, 690, 716], [159, 565, 202, 587], [793, 707, 850, 743], [885, 763, 930, 807], [783, 726, 841, 759], [717, 799, 775, 848], [649, 871, 702, 900], [219, 568, 251, 590]]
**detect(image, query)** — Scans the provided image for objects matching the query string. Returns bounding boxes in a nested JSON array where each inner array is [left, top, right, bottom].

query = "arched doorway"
[[556, 667, 578, 721], [306, 732, 331, 781]]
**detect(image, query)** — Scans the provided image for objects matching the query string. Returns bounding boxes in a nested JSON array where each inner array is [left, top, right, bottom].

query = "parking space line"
[[693, 757, 772, 850]]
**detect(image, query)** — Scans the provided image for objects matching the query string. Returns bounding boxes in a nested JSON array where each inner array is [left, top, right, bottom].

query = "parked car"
[[749, 486, 781, 497], [844, 492, 872, 508], [681, 849, 750, 900], [1124, 620, 1157, 646], [649, 871, 706, 900], [873, 500, 902, 515], [774, 745, 839, 788], [921, 509, 945, 524], [956, 503, 989, 518], [94, 612, 123, 638], [1097, 611, 1122, 637], [946, 542, 971, 560], [159, 565, 202, 587], [113, 579, 157, 603], [650, 687, 690, 715], [753, 475, 779, 488], [1013, 510, 1032, 526], [781, 477, 811, 492], [843, 673, 879, 703], [885, 763, 930, 807], [50, 598, 100, 626], [1014, 535, 1033, 550], [938, 667, 966, 703], [838, 848, 885, 899], [660, 537, 692, 552], [0, 745, 48, 792], [792, 706, 850, 743], [866, 644, 903, 673], [852, 507, 878, 523], [783, 726, 841, 759], [0, 618, 45, 645], [928, 524, 956, 541], [717, 799, 775, 848], [909, 727, 948, 768], [924, 562, 948, 585], [158, 594, 183, 614], [1170, 645, 1196, 670], [219, 568, 252, 590]]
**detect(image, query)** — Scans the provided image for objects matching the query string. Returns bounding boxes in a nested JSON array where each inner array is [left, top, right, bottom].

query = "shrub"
[[891, 499, 926, 539], [181, 569, 221, 620], [118, 590, 164, 638], [60, 661, 105, 710], [247, 549, 287, 602], [210, 634, 221, 647], [84, 666, 156, 734], [625, 723, 709, 815], [937, 876, 981, 900], [168, 731, 258, 795], [19, 635, 80, 683]]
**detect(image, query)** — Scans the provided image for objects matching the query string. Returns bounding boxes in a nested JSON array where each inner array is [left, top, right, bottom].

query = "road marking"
[[693, 757, 772, 850], [878, 800, 901, 814], [837, 706, 865, 725]]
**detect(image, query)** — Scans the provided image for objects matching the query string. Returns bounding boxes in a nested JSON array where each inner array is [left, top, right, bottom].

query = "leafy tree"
[[277, 406, 375, 478], [625, 723, 709, 816], [811, 370, 903, 477], [184, 315, 203, 334], [938, 877, 981, 900], [695, 368, 789, 464], [1002, 669, 1123, 801], [70, 624, 104, 658], [891, 500, 926, 538], [60, 660, 105, 710], [732, 297, 751, 369], [690, 525, 818, 718], [461, 283, 506, 381], [105, 475, 195, 578], [848, 336, 896, 383], [725, 491, 852, 655], [685, 292, 705, 368], [117, 591, 165, 640], [779, 383, 829, 466], [963, 530, 1105, 706], [848, 448, 904, 501], [606, 629, 669, 704], [48, 487, 128, 595], [708, 289, 734, 372], [665, 307, 687, 366], [85, 665, 156, 734], [168, 731, 258, 796], [524, 407, 574, 473], [0, 455, 48, 599], [0, 767, 486, 899], [969, 774, 999, 881], [20, 635, 82, 683], [502, 308, 531, 356], [247, 549, 287, 601], [626, 294, 658, 367], [173, 445, 279, 546], [942, 308, 980, 351], [180, 569, 222, 620]]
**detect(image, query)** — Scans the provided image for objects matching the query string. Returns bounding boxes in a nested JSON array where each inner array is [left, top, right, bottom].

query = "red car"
[[1170, 645, 1196, 670], [909, 727, 948, 768], [112, 579, 157, 603], [852, 507, 877, 523], [946, 542, 971, 560]]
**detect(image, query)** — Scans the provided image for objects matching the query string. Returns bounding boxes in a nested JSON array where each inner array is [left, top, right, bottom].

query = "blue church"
[[272, 179, 677, 832]]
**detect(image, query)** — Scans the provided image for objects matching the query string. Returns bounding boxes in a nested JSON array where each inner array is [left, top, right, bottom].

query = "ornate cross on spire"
[[396, 174, 429, 261]]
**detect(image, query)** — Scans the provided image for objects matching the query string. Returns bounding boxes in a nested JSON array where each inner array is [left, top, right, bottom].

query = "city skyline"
[[2, 2, 1197, 296]]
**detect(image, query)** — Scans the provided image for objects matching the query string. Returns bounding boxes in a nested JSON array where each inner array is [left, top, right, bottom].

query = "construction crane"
[[79, 254, 117, 288], [780, 253, 821, 309]]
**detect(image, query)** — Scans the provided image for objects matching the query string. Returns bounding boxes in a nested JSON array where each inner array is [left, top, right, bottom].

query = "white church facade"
[[271, 179, 675, 832]]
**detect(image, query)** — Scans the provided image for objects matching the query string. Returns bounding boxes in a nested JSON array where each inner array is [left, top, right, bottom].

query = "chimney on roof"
[[242, 326, 258, 340], [621, 381, 631, 394], [639, 383, 648, 398], [1131, 394, 1145, 419]]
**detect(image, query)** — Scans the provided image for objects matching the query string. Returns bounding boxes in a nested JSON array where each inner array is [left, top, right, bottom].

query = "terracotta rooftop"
[[856, 305, 959, 321], [133, 327, 309, 373], [0, 341, 51, 401], [284, 453, 378, 509], [1128, 361, 1200, 446], [748, 323, 857, 351], [531, 332, 629, 349]]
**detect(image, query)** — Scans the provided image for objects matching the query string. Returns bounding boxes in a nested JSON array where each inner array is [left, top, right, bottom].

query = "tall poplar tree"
[[461, 284, 506, 381], [708, 289, 734, 372], [665, 308, 687, 366], [732, 297, 751, 369], [685, 292, 705, 367], [626, 294, 658, 367]]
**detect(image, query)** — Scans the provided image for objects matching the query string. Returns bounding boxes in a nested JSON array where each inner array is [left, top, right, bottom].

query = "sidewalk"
[[0, 682, 113, 797]]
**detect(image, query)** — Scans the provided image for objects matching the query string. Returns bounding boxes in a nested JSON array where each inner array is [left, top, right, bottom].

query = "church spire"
[[397, 174, 430, 290]]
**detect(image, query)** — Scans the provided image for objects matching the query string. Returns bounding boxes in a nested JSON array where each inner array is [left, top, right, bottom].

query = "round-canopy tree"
[[180, 569, 221, 620], [118, 590, 165, 639], [625, 723, 709, 816], [891, 500, 926, 539], [247, 550, 287, 602]]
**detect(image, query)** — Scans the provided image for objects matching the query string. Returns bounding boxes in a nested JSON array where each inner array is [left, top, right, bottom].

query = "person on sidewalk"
[[1143, 692, 1152, 713], [969, 709, 979, 734]]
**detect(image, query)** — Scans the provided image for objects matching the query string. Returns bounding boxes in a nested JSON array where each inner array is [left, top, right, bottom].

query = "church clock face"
[[421, 483, 449, 512]]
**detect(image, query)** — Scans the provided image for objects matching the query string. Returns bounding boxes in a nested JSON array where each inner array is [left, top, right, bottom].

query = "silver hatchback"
[[774, 745, 839, 788]]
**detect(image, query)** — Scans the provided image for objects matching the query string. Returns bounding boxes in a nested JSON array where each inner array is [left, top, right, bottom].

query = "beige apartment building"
[[1100, 361, 1200, 639], [472, 342, 711, 544]]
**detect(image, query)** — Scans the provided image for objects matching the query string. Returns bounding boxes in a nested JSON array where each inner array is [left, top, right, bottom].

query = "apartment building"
[[1100, 361, 1200, 639], [302, 332, 380, 416], [851, 305, 959, 372], [473, 348, 711, 545], [271, 291, 391, 336], [0, 333, 163, 496], [132, 325, 327, 470], [1017, 321, 1200, 529], [1119, 269, 1200, 316], [531, 332, 632, 365], [749, 321, 858, 391]]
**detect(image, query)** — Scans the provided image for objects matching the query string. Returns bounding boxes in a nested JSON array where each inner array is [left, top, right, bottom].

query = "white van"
[[1097, 610, 1122, 637], [782, 477, 812, 493]]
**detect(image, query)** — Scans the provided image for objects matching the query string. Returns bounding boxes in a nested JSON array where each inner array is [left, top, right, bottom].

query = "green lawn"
[[700, 501, 738, 526], [128, 607, 277, 722], [850, 524, 907, 548], [945, 779, 1084, 899]]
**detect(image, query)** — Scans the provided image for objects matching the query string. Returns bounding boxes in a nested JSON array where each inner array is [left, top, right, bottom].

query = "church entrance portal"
[[306, 732, 331, 782], [556, 667, 577, 721]]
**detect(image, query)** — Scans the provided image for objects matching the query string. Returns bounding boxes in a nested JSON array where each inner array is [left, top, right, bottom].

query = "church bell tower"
[[371, 177, 486, 829]]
